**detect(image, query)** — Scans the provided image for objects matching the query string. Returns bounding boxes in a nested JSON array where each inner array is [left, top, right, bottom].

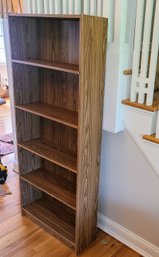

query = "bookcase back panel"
[[46, 195, 75, 225], [20, 179, 43, 207], [43, 160, 76, 185], [9, 17, 79, 65], [16, 109, 40, 142], [13, 64, 79, 112], [18, 148, 41, 175], [40, 69, 79, 112], [13, 63, 40, 105], [41, 118, 77, 157], [16, 109, 77, 157]]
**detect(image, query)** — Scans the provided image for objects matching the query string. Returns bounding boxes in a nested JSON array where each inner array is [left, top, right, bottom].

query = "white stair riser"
[[156, 112, 159, 138], [124, 107, 158, 135]]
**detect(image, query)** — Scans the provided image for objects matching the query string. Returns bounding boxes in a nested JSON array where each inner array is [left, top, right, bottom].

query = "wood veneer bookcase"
[[9, 14, 107, 255]]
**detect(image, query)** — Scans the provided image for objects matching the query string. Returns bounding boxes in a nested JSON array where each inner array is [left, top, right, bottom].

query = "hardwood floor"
[[0, 100, 142, 257]]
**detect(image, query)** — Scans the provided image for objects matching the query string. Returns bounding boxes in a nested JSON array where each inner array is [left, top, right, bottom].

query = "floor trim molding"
[[97, 213, 159, 257]]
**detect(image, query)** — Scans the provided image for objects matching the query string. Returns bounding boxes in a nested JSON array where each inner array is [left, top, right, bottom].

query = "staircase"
[[121, 0, 159, 177]]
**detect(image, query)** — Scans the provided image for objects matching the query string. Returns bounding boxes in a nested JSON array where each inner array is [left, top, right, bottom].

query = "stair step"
[[122, 99, 159, 112], [143, 134, 159, 144]]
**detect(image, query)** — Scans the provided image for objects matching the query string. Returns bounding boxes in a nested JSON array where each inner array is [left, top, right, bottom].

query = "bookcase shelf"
[[9, 14, 107, 255], [21, 168, 76, 209], [12, 59, 79, 74], [18, 139, 77, 173], [15, 103, 78, 129], [22, 198, 75, 248]]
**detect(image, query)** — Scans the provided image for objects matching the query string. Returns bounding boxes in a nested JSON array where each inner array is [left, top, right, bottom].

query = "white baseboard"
[[97, 213, 159, 257]]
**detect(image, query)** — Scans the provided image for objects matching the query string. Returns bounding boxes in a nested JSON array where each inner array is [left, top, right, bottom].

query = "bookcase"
[[9, 14, 107, 255]]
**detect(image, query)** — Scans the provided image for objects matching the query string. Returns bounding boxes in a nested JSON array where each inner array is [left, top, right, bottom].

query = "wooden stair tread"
[[23, 198, 75, 247], [18, 139, 77, 173], [122, 98, 159, 112], [12, 59, 79, 74], [16, 103, 78, 129], [143, 134, 159, 144], [21, 168, 76, 210]]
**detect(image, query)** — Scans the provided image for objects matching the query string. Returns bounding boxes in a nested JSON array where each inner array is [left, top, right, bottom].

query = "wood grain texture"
[[75, 15, 107, 254], [12, 63, 40, 105], [41, 119, 77, 157], [9, 17, 79, 66], [9, 13, 80, 18], [23, 198, 75, 248], [122, 98, 159, 111], [13, 63, 79, 112], [12, 59, 79, 74], [16, 109, 40, 143], [21, 168, 76, 210], [10, 14, 108, 254], [18, 148, 41, 176], [40, 69, 79, 112], [18, 139, 77, 173], [15, 103, 78, 129], [20, 180, 43, 207], [143, 133, 159, 144]]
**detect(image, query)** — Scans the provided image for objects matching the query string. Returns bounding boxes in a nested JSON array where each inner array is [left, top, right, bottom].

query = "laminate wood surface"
[[122, 98, 159, 111], [9, 13, 80, 19], [12, 59, 79, 74], [21, 168, 76, 210], [15, 103, 78, 129], [41, 118, 77, 157], [143, 133, 159, 144], [23, 198, 75, 248], [18, 139, 77, 173], [9, 17, 79, 65], [13, 63, 79, 112], [76, 15, 107, 254]]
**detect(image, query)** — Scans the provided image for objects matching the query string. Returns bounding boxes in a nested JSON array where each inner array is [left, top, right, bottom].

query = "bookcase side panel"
[[76, 15, 107, 254]]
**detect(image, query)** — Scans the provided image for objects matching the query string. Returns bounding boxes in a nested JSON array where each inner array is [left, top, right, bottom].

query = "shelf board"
[[18, 139, 77, 173], [21, 168, 76, 210], [22, 198, 75, 248], [16, 103, 78, 129], [12, 59, 79, 74]]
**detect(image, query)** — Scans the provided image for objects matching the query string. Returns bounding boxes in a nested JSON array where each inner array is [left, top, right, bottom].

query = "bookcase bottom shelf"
[[22, 198, 75, 248]]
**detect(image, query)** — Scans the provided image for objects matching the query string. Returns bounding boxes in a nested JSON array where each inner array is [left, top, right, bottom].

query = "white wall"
[[99, 129, 159, 247]]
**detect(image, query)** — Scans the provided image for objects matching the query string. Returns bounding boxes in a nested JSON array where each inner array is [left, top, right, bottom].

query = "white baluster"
[[44, 0, 50, 14], [31, 0, 37, 13], [74, 0, 82, 14], [147, 0, 159, 106], [68, 0, 74, 14], [55, 0, 62, 14], [103, 0, 115, 43], [83, 0, 90, 15], [48, 0, 55, 14], [97, 0, 102, 16], [37, 0, 44, 14], [138, 0, 154, 104], [62, 0, 68, 14], [25, 0, 32, 13], [130, 0, 145, 102], [90, 0, 97, 15]]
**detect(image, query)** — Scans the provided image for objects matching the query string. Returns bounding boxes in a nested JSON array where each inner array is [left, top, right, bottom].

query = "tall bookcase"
[[9, 14, 107, 255]]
